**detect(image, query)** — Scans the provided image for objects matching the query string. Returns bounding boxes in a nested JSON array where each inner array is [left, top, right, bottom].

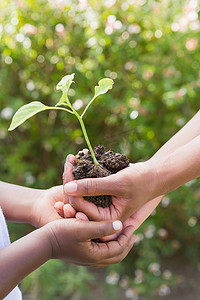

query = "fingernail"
[[112, 220, 122, 231], [66, 154, 74, 163], [64, 182, 77, 193], [83, 148, 89, 154]]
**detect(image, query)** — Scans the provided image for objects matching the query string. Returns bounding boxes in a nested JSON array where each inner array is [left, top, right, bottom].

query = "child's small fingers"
[[78, 149, 89, 156], [96, 225, 135, 260], [100, 231, 121, 242], [54, 202, 64, 217], [96, 235, 136, 266], [75, 212, 89, 221], [82, 148, 89, 154], [63, 204, 76, 218]]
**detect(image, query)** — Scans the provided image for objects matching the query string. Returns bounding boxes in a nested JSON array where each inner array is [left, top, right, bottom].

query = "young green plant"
[[8, 74, 114, 165]]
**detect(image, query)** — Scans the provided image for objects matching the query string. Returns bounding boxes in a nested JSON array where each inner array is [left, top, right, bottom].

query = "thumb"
[[64, 174, 120, 197], [79, 220, 123, 241]]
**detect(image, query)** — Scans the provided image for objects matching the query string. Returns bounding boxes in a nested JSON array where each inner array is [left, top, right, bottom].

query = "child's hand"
[[44, 218, 135, 267], [31, 185, 64, 227]]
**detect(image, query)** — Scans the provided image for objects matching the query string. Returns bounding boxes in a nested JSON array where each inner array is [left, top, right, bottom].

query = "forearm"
[[0, 181, 44, 224], [151, 110, 200, 160], [0, 227, 51, 298], [152, 135, 200, 197]]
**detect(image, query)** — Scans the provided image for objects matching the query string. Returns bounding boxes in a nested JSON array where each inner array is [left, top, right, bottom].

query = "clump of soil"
[[72, 145, 129, 207]]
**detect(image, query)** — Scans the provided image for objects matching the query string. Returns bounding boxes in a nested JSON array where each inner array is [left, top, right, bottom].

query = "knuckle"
[[68, 196, 76, 207], [84, 179, 98, 195]]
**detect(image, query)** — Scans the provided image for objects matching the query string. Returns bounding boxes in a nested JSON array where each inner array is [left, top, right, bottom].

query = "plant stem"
[[77, 114, 99, 166], [67, 105, 99, 166], [81, 96, 95, 118]]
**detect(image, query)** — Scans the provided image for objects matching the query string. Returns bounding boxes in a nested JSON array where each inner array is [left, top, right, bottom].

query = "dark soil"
[[72, 145, 129, 207]]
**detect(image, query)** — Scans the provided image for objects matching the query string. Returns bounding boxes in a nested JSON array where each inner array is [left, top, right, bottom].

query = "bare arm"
[[153, 134, 200, 197], [151, 109, 200, 159], [0, 181, 43, 224], [149, 110, 200, 197], [0, 182, 65, 227], [0, 227, 51, 298]]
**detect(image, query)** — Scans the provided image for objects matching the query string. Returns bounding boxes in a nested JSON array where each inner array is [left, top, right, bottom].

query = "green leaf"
[[81, 78, 114, 118], [56, 73, 75, 106], [8, 101, 49, 131], [94, 78, 114, 98]]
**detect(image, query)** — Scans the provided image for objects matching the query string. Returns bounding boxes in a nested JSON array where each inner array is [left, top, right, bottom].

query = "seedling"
[[8, 74, 114, 165]]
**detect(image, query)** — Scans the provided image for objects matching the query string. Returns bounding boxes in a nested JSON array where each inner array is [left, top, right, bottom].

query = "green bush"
[[1, 0, 200, 298]]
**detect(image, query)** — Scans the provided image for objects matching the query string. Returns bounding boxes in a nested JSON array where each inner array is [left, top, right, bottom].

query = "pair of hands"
[[31, 151, 161, 267], [29, 170, 135, 267]]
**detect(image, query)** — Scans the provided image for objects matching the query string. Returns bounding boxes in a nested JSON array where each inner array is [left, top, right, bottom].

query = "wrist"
[[37, 225, 53, 260], [143, 159, 164, 200], [128, 161, 161, 204], [151, 136, 200, 196], [43, 221, 61, 259], [26, 189, 46, 227], [0, 182, 45, 225]]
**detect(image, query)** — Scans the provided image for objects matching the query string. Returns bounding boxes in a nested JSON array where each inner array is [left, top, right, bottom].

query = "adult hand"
[[44, 218, 135, 267], [63, 157, 158, 222]]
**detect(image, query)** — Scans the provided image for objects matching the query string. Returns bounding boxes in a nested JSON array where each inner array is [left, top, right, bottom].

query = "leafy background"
[[0, 0, 200, 299]]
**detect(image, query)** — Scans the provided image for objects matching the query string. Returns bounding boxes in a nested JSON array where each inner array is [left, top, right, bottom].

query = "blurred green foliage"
[[0, 0, 200, 298]]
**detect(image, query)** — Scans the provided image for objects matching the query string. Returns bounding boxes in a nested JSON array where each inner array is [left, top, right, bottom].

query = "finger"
[[100, 231, 121, 242], [78, 148, 89, 155], [107, 225, 135, 257], [79, 220, 123, 241], [97, 235, 136, 266], [66, 154, 75, 164], [69, 195, 106, 221], [91, 225, 135, 260], [54, 202, 64, 217], [63, 162, 74, 184], [75, 212, 89, 221], [63, 155, 74, 186], [64, 173, 123, 197], [63, 204, 76, 218], [96, 234, 136, 266], [82, 148, 89, 154], [63, 161, 74, 204], [92, 226, 134, 263]]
